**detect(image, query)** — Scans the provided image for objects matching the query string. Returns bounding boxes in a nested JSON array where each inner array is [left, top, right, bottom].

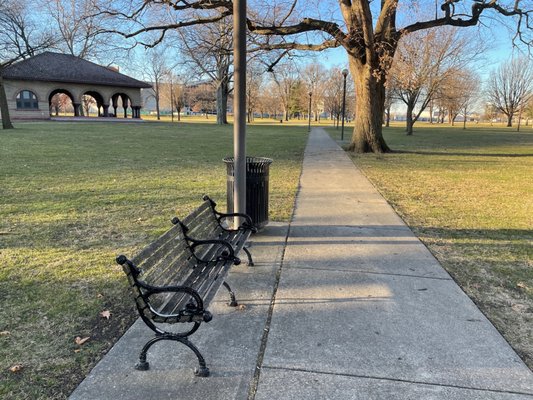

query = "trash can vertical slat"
[[224, 156, 272, 230]]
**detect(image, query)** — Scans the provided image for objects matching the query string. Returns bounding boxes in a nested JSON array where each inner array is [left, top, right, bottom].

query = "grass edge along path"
[[0, 121, 308, 400], [330, 123, 533, 370]]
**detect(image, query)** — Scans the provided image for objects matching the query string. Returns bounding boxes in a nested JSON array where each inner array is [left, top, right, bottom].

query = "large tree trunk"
[[506, 114, 513, 127], [347, 61, 390, 153], [0, 75, 14, 129], [216, 80, 228, 124], [405, 102, 415, 136]]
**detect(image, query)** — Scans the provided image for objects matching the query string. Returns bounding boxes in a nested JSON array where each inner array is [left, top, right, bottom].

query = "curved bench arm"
[[190, 238, 241, 265], [202, 195, 257, 233], [172, 217, 242, 265], [141, 284, 212, 323]]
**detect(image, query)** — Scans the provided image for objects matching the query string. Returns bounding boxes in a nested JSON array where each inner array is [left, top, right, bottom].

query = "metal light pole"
[[170, 76, 174, 123], [341, 69, 348, 141], [308, 91, 312, 132], [233, 0, 247, 225]]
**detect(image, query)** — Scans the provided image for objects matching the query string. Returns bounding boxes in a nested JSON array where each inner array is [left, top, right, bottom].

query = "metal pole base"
[[195, 366, 210, 377], [135, 361, 150, 371]]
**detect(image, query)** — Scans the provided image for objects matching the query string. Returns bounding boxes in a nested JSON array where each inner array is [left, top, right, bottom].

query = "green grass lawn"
[[0, 121, 308, 399], [331, 122, 533, 368]]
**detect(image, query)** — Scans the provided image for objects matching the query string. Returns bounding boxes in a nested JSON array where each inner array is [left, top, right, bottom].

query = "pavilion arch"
[[82, 90, 106, 117], [48, 89, 76, 117], [111, 93, 132, 118]]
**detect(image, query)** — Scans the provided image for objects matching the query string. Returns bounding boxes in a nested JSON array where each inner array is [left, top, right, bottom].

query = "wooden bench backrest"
[[121, 201, 232, 322], [182, 200, 222, 242]]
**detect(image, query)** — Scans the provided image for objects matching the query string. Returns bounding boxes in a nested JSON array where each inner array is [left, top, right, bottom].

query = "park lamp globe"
[[342, 69, 349, 77]]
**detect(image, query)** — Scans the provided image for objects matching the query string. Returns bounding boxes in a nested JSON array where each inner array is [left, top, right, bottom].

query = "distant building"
[[1, 52, 152, 120]]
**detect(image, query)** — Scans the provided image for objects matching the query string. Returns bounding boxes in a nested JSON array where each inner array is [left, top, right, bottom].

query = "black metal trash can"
[[224, 156, 273, 230]]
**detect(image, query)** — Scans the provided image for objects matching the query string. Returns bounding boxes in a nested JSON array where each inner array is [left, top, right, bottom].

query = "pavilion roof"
[[3, 52, 152, 89]]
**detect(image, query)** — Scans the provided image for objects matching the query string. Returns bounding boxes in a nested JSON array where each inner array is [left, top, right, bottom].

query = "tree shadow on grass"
[[393, 150, 533, 158]]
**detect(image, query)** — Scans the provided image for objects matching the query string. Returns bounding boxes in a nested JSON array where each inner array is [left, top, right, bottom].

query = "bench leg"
[[136, 335, 210, 377], [243, 246, 254, 266], [223, 281, 238, 307]]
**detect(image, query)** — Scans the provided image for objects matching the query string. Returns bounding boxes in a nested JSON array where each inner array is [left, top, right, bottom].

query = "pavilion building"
[[1, 52, 152, 120]]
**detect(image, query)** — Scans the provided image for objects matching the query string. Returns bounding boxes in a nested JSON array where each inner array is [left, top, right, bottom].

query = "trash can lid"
[[223, 156, 273, 165]]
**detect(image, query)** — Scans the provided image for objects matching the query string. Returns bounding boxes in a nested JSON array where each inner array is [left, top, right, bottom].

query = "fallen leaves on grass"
[[100, 310, 111, 319], [512, 304, 528, 312], [9, 364, 23, 373], [517, 282, 529, 290], [75, 336, 90, 346], [0, 331, 10, 336]]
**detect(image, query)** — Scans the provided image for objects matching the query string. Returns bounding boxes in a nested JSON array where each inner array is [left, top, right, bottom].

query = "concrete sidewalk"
[[70, 128, 533, 399]]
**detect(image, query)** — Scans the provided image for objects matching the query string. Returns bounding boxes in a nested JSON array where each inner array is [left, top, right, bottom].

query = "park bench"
[[115, 196, 256, 377]]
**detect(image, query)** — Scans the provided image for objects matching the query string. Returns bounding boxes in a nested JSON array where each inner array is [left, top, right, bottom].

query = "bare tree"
[[323, 67, 346, 128], [438, 68, 480, 128], [178, 17, 233, 124], [383, 82, 394, 127], [50, 92, 73, 116], [247, 60, 263, 122], [0, 0, 53, 129], [186, 81, 217, 116], [390, 27, 481, 135], [270, 61, 300, 121], [486, 57, 533, 127], [45, 0, 112, 60], [523, 98, 533, 126], [138, 46, 172, 120], [259, 80, 283, 119], [104, 0, 530, 152], [302, 63, 328, 122], [160, 72, 187, 121], [82, 94, 97, 115]]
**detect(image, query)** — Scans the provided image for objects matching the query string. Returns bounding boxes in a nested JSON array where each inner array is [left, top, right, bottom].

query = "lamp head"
[[342, 69, 349, 77]]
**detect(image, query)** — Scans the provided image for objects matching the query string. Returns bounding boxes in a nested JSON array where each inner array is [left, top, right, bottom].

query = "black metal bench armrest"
[[172, 217, 242, 264], [216, 212, 257, 233], [189, 238, 241, 265], [202, 195, 257, 233], [140, 283, 213, 323], [116, 256, 213, 323]]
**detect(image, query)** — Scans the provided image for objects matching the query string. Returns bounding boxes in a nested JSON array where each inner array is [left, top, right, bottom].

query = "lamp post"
[[233, 0, 247, 226], [341, 69, 348, 141], [170, 76, 174, 123], [308, 91, 313, 132]]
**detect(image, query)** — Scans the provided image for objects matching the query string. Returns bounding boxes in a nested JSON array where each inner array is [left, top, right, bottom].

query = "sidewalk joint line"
[[285, 265, 453, 281], [262, 365, 533, 397]]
